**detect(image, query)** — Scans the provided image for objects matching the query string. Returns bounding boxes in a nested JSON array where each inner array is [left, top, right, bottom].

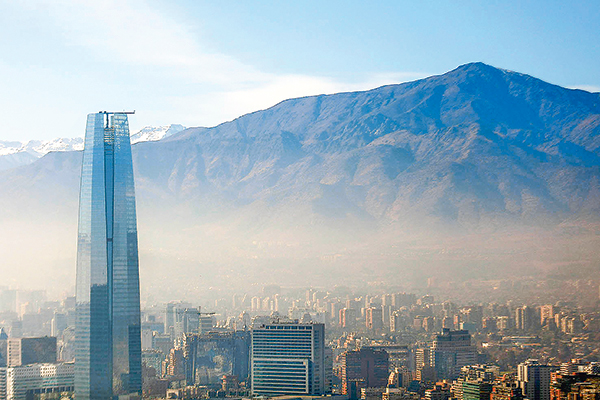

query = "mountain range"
[[0, 124, 185, 171], [1, 63, 598, 298]]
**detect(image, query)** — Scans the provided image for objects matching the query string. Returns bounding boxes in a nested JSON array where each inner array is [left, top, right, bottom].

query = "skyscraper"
[[75, 112, 141, 400], [431, 329, 477, 380], [365, 307, 383, 331], [517, 360, 553, 400]]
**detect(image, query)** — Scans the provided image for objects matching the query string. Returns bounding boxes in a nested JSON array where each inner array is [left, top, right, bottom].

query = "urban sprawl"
[[0, 283, 599, 400]]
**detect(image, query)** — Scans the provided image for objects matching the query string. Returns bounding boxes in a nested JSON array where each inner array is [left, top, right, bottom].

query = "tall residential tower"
[[75, 112, 141, 400]]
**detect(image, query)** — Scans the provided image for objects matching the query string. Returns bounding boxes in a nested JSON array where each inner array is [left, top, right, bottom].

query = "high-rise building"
[[517, 360, 554, 400], [431, 329, 477, 380], [141, 350, 163, 377], [165, 348, 185, 378], [75, 112, 141, 399], [0, 329, 7, 368], [51, 312, 68, 337], [331, 302, 343, 322], [415, 348, 435, 382], [0, 367, 5, 399], [540, 305, 554, 326], [366, 307, 383, 331], [340, 308, 357, 330], [425, 382, 452, 400], [164, 302, 196, 339], [182, 331, 251, 386], [341, 348, 389, 395], [515, 306, 537, 331], [0, 289, 16, 313], [251, 321, 327, 396], [496, 316, 510, 331]]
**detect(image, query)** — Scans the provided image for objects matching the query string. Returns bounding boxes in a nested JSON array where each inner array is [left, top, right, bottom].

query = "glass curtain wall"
[[75, 112, 141, 400]]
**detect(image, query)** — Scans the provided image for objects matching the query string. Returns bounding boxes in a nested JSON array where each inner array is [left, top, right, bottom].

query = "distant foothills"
[[0, 62, 599, 297]]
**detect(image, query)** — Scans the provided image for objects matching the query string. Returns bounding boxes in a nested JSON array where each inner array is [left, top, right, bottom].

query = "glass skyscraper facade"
[[75, 112, 141, 400]]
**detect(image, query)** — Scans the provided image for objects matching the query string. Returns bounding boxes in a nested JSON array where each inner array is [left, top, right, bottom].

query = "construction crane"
[[98, 110, 136, 114], [197, 311, 216, 316]]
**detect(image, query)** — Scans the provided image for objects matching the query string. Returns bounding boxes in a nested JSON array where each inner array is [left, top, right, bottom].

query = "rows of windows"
[[263, 325, 312, 330]]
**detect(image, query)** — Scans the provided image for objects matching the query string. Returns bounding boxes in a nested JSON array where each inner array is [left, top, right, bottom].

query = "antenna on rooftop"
[[99, 111, 135, 128]]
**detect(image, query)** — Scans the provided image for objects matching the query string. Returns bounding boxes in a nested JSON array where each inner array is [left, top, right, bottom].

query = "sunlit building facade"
[[75, 112, 141, 399], [251, 322, 327, 396], [2, 362, 74, 400]]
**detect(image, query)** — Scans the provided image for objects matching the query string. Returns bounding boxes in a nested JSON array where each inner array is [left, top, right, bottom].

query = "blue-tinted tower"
[[75, 112, 141, 400]]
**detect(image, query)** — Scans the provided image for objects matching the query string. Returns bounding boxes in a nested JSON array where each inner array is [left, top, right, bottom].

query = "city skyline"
[[1, 271, 599, 399]]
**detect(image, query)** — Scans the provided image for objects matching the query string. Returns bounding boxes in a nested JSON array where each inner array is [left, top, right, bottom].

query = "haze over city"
[[0, 0, 598, 298]]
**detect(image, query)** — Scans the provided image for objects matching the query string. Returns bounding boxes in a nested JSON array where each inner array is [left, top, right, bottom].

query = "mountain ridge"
[[140, 63, 600, 224]]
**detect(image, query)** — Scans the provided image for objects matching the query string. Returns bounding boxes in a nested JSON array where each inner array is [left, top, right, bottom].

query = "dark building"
[[341, 348, 389, 396], [432, 329, 477, 380], [0, 328, 7, 367], [518, 360, 553, 400], [7, 337, 57, 367], [183, 331, 250, 387], [462, 380, 493, 400]]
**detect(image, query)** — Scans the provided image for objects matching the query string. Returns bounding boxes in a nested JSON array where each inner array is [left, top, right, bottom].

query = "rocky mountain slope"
[[133, 62, 600, 226]]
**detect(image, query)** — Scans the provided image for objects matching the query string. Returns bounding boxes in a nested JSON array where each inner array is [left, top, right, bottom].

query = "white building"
[[0, 368, 6, 400], [251, 320, 328, 396], [1, 362, 74, 400]]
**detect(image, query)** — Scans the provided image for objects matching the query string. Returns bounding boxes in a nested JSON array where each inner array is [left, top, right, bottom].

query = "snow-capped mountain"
[[130, 124, 185, 144], [0, 124, 184, 171], [0, 137, 85, 157], [0, 138, 84, 170]]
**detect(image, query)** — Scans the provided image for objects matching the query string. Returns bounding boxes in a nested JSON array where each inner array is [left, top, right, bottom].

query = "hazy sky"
[[1, 0, 599, 141]]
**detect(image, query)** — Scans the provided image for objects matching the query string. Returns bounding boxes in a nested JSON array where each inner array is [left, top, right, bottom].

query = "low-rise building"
[[1, 362, 74, 400]]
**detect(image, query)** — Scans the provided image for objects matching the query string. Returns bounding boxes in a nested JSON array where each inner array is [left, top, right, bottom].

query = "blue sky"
[[1, 0, 599, 141]]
